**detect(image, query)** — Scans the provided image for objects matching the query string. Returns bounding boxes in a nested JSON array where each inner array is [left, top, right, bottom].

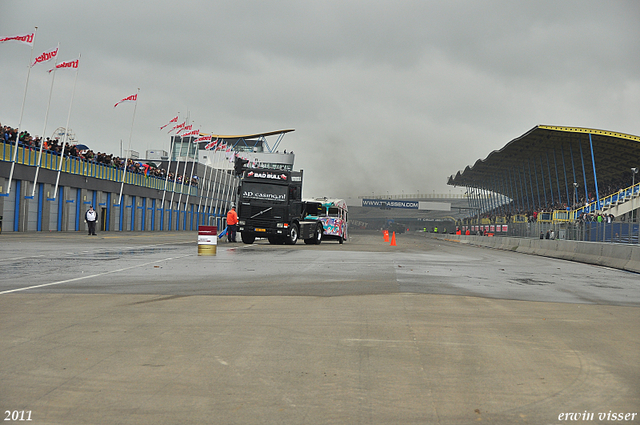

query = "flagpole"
[[160, 114, 179, 220], [170, 112, 189, 229], [212, 144, 226, 222], [117, 88, 140, 205], [176, 139, 190, 212], [208, 139, 222, 225], [32, 42, 60, 197], [214, 145, 232, 222], [52, 53, 81, 200], [168, 135, 182, 229], [183, 133, 200, 211], [197, 155, 211, 216], [5, 26, 37, 196]]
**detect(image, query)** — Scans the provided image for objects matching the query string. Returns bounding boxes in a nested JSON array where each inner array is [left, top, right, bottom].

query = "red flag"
[[203, 137, 218, 150], [32, 46, 59, 67], [48, 58, 79, 73], [168, 121, 185, 133], [181, 129, 200, 138], [160, 115, 178, 130], [114, 93, 137, 108], [0, 33, 35, 46], [178, 124, 193, 134]]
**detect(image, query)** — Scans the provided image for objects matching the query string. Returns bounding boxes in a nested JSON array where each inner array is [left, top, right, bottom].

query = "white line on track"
[[0, 253, 194, 295]]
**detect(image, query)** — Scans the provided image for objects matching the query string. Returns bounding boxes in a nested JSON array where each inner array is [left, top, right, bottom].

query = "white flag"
[[0, 33, 35, 46], [114, 93, 137, 108], [32, 46, 59, 67], [48, 58, 79, 73]]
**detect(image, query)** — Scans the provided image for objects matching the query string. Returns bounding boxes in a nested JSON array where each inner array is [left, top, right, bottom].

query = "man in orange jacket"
[[226, 206, 238, 242]]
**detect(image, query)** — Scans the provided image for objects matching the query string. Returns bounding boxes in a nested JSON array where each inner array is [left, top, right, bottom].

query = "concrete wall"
[[436, 234, 640, 274]]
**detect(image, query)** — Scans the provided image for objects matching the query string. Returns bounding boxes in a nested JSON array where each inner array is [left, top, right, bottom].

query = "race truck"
[[236, 168, 324, 245], [302, 197, 348, 243]]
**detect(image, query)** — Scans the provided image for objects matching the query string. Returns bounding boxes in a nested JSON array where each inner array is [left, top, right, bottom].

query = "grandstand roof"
[[201, 129, 295, 139], [447, 125, 640, 204]]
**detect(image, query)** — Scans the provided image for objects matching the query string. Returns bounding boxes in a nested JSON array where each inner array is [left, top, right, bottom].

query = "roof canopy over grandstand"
[[447, 125, 640, 213], [199, 129, 295, 153]]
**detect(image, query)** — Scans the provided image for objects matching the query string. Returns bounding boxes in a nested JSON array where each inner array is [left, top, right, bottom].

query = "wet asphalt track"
[[0, 231, 638, 424]]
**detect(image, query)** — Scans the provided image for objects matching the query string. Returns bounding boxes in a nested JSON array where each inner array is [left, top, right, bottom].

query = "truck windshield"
[[241, 182, 287, 202]]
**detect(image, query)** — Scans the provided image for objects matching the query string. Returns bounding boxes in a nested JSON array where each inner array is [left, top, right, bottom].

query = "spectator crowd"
[[468, 170, 638, 224], [1, 121, 199, 186]]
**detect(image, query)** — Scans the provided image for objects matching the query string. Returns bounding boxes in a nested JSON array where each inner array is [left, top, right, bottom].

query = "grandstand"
[[447, 125, 640, 242]]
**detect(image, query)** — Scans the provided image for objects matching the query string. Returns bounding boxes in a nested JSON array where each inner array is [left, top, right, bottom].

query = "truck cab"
[[237, 169, 323, 245]]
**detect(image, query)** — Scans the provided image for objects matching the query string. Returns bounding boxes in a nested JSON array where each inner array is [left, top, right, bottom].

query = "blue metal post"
[[529, 159, 540, 210], [13, 181, 21, 231], [560, 145, 570, 207], [500, 174, 509, 215], [141, 197, 146, 231], [131, 196, 136, 231], [569, 143, 578, 207], [578, 139, 589, 205], [546, 152, 555, 206], [151, 198, 155, 231], [505, 170, 516, 214], [540, 156, 548, 207], [588, 133, 600, 210], [106, 192, 111, 231], [485, 186, 493, 215], [75, 189, 81, 231], [57, 186, 64, 231], [37, 183, 43, 231], [520, 165, 530, 212], [493, 178, 501, 216], [553, 149, 562, 206], [510, 168, 521, 212]]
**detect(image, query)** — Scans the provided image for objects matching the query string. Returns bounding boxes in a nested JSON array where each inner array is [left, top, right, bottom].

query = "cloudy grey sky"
[[2, 1, 639, 199]]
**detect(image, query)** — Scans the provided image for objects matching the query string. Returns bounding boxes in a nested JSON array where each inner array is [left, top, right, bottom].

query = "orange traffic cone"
[[390, 231, 396, 246], [383, 230, 389, 242]]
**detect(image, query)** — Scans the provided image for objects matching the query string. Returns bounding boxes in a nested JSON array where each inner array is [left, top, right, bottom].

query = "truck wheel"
[[305, 223, 323, 245], [313, 223, 323, 244], [241, 232, 255, 244], [285, 223, 299, 245]]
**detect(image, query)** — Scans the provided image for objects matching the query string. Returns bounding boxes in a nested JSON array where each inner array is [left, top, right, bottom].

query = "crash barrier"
[[436, 234, 640, 274]]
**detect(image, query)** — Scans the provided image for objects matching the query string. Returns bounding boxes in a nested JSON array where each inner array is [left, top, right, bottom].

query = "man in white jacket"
[[85, 205, 98, 236]]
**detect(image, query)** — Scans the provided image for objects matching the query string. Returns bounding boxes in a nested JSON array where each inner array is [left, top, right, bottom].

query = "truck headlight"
[[238, 220, 245, 225], [277, 223, 284, 228]]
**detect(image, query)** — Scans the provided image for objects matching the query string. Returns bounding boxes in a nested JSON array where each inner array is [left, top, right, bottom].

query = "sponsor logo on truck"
[[246, 171, 288, 181]]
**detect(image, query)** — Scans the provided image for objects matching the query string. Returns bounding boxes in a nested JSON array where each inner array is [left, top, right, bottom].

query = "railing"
[[572, 182, 640, 218], [1, 141, 198, 196]]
